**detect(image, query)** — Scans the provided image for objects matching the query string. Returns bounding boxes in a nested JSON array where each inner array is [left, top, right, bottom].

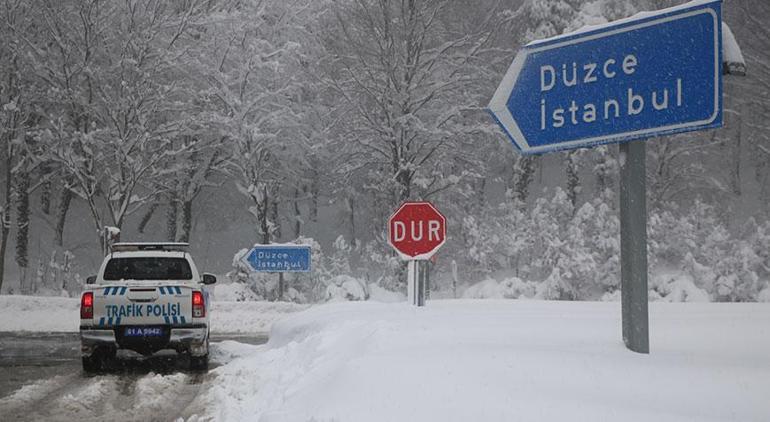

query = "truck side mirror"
[[86, 275, 96, 285], [202, 273, 217, 285]]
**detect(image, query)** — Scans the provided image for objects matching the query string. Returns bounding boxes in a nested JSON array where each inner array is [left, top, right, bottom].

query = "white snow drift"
[[193, 300, 770, 422]]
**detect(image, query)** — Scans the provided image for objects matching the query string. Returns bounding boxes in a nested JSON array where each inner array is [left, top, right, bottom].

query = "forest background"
[[1, 0, 768, 303]]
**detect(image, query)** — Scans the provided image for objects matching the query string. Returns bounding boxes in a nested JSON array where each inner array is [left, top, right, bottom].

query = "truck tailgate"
[[93, 284, 193, 326]]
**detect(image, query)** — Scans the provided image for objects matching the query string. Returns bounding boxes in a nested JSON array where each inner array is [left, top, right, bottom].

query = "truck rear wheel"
[[82, 355, 101, 373], [189, 354, 208, 370], [189, 337, 209, 371]]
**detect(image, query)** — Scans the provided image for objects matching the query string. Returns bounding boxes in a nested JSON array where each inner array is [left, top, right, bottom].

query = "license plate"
[[124, 327, 163, 337]]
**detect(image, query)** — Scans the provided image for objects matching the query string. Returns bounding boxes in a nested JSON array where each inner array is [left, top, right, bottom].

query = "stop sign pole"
[[388, 202, 446, 307]]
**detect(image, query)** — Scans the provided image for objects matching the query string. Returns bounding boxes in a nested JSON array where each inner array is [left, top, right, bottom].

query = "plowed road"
[[0, 332, 267, 421]]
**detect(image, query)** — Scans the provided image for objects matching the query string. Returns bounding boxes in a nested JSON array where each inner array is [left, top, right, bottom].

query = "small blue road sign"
[[488, 0, 722, 155], [242, 244, 311, 273]]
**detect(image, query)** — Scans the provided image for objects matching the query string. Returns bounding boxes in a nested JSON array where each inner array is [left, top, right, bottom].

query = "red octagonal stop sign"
[[388, 201, 446, 260]]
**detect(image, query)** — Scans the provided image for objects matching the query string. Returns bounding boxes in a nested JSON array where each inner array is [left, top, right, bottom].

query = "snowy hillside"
[[191, 300, 770, 422]]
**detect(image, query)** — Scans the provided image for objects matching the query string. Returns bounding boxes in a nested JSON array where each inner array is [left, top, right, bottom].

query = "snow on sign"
[[242, 244, 311, 273], [488, 0, 723, 155], [388, 202, 446, 260]]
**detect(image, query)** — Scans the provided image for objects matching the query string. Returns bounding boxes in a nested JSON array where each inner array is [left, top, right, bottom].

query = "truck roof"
[[111, 242, 189, 252], [108, 250, 190, 259]]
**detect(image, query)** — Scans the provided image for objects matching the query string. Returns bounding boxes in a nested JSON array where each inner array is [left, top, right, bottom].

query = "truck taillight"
[[192, 291, 205, 318], [81, 292, 93, 319]]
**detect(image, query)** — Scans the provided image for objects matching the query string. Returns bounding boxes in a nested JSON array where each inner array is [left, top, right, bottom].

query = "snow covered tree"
[[0, 0, 47, 290], [32, 0, 210, 252], [188, 0, 315, 244], [319, 0, 501, 210]]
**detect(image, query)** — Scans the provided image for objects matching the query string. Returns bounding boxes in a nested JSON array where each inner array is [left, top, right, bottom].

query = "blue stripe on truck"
[[99, 317, 105, 327], [175, 286, 181, 295], [164, 316, 170, 324]]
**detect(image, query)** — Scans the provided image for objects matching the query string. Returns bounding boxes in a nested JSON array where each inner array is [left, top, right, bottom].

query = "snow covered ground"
[[191, 300, 770, 422], [0, 295, 306, 333]]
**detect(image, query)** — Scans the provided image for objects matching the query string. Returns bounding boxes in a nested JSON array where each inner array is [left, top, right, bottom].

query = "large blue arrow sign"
[[488, 0, 722, 155], [242, 244, 311, 273]]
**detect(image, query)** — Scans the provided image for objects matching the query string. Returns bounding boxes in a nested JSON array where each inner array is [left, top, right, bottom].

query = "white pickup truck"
[[79, 242, 216, 372]]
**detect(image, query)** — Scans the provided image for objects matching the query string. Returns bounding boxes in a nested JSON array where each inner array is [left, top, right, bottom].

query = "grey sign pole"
[[408, 260, 427, 307], [417, 261, 426, 307], [619, 140, 650, 354]]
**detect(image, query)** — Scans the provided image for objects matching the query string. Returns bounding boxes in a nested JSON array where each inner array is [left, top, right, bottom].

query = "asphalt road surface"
[[0, 332, 267, 421]]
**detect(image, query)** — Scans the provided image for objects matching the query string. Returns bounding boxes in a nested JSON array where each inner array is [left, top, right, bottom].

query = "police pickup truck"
[[79, 242, 216, 372]]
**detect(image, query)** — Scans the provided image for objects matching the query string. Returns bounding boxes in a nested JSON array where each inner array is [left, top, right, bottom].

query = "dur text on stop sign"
[[488, 0, 722, 154], [391, 220, 442, 243]]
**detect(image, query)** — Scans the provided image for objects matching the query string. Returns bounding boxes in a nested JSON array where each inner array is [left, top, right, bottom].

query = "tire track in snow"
[[1, 371, 206, 422], [0, 335, 266, 421]]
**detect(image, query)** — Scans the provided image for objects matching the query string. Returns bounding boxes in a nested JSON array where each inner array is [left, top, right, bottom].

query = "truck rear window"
[[102, 257, 193, 281]]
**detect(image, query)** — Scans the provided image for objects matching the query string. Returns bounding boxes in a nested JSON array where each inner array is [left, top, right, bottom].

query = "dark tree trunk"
[[0, 153, 10, 292], [40, 179, 52, 215], [270, 185, 281, 241], [14, 172, 30, 272], [595, 146, 612, 195], [309, 175, 319, 223], [259, 185, 270, 245], [165, 189, 178, 241], [730, 104, 743, 196], [347, 196, 356, 246], [565, 151, 580, 212], [54, 185, 74, 247], [270, 199, 280, 241], [477, 177, 486, 209], [177, 199, 192, 243], [137, 202, 158, 234], [512, 156, 536, 204], [293, 187, 301, 239]]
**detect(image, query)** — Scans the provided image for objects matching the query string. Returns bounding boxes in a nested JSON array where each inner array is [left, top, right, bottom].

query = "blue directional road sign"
[[488, 0, 722, 155], [242, 244, 311, 273]]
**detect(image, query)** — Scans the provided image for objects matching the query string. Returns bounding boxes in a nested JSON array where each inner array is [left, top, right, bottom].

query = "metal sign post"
[[407, 260, 427, 307], [619, 141, 649, 353]]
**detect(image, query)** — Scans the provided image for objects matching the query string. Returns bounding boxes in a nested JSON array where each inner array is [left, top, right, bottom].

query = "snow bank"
[[758, 287, 770, 303], [209, 340, 263, 366], [463, 272, 716, 303], [367, 283, 405, 303], [649, 272, 711, 302], [211, 280, 257, 301], [0, 295, 79, 332], [722, 22, 745, 65], [208, 301, 307, 333], [195, 300, 770, 422], [0, 295, 306, 333], [462, 277, 536, 299], [324, 275, 368, 302]]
